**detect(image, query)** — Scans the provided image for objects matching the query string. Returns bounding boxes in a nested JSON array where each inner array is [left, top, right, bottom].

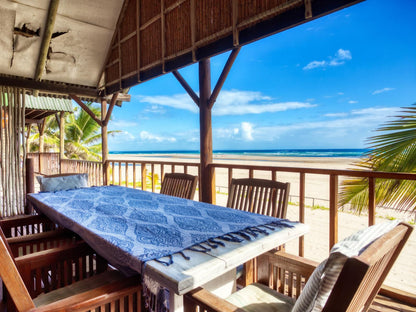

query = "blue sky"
[[104, 0, 416, 152]]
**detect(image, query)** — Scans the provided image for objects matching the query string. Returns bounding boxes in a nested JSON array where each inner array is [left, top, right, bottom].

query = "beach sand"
[[109, 153, 416, 294]]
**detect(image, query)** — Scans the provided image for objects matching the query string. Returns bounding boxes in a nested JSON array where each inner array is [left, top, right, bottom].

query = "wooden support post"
[[59, 112, 65, 173], [329, 174, 339, 249], [199, 59, 215, 204], [25, 158, 34, 214], [299, 172, 305, 256], [101, 98, 109, 185], [368, 177, 376, 226]]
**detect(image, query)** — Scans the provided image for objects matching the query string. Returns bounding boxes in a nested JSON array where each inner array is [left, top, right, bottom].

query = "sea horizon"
[[110, 148, 369, 158]]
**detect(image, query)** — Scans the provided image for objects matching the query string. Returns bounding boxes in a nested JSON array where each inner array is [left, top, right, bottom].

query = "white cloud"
[[325, 112, 348, 117], [348, 100, 358, 104], [372, 87, 395, 95], [303, 49, 352, 70], [256, 106, 400, 140], [109, 120, 138, 128], [138, 90, 316, 116], [138, 94, 198, 113], [139, 131, 176, 143], [241, 122, 254, 141], [213, 90, 315, 116], [303, 60, 326, 70]]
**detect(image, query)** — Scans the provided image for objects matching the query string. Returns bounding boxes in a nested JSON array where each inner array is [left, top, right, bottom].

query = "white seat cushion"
[[226, 283, 295, 312]]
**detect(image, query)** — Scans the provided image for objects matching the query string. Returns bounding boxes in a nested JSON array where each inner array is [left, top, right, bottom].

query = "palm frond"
[[340, 104, 416, 213]]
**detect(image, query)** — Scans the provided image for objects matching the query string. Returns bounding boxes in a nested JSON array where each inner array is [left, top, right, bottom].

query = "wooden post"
[[101, 98, 109, 185], [25, 158, 34, 214], [299, 172, 305, 256], [199, 59, 215, 204], [329, 174, 339, 249], [368, 177, 376, 226], [59, 112, 65, 173]]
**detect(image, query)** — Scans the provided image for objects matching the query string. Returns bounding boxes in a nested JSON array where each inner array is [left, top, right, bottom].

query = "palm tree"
[[340, 104, 416, 213], [28, 103, 120, 161]]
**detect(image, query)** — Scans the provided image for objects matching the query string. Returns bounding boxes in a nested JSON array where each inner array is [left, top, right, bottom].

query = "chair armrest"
[[268, 251, 319, 276], [29, 275, 142, 312], [15, 241, 108, 298], [184, 287, 245, 312], [0, 215, 58, 237], [7, 229, 80, 257]]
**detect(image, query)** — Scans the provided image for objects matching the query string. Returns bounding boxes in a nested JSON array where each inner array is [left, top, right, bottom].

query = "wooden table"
[[145, 222, 308, 311], [27, 186, 308, 312]]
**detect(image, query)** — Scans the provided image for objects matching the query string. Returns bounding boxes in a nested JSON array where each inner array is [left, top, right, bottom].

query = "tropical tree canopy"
[[28, 103, 120, 161], [340, 104, 416, 213]]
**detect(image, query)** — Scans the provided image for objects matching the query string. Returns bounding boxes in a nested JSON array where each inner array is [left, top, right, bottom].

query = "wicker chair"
[[227, 178, 290, 218], [0, 226, 142, 312], [184, 222, 413, 312], [160, 173, 198, 200]]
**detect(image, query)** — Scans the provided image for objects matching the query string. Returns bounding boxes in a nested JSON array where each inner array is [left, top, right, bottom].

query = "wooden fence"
[[29, 153, 416, 256]]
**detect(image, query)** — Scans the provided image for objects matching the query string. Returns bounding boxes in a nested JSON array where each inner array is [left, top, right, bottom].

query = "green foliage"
[[28, 103, 120, 161], [340, 104, 416, 213]]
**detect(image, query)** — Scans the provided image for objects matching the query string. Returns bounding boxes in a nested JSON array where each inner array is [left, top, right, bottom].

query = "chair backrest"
[[0, 227, 35, 311], [160, 173, 198, 200], [227, 178, 290, 218], [323, 222, 413, 312]]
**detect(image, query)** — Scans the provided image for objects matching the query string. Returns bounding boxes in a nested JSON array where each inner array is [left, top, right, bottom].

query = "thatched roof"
[[0, 0, 363, 99]]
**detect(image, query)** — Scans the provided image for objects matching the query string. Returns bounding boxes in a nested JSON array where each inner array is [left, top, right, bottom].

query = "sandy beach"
[[109, 153, 416, 294]]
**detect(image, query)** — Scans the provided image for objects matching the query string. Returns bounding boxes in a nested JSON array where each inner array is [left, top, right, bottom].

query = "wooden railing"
[[27, 152, 60, 175], [60, 159, 103, 187], [105, 159, 201, 199], [209, 163, 416, 256]]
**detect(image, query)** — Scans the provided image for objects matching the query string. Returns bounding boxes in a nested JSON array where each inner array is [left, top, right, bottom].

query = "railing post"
[[368, 177, 376, 226], [25, 158, 35, 214], [141, 163, 147, 190], [299, 172, 305, 256], [329, 174, 339, 249]]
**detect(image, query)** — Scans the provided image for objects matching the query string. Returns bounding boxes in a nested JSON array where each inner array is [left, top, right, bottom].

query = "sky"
[[104, 0, 416, 152]]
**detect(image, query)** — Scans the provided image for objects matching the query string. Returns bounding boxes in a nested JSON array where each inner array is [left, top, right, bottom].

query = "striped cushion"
[[293, 220, 399, 312], [226, 283, 295, 312]]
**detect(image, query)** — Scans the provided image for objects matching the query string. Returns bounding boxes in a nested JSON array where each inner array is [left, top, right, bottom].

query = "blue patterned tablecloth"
[[28, 185, 292, 275]]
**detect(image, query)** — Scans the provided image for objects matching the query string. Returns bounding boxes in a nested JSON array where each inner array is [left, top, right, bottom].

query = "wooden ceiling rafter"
[[70, 94, 103, 127], [34, 0, 60, 82], [70, 93, 119, 128], [104, 0, 363, 95]]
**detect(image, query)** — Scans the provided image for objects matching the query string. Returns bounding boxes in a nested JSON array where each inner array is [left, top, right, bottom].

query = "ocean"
[[110, 149, 368, 158]]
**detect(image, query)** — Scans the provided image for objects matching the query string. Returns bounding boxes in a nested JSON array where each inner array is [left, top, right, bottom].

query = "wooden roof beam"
[[34, 0, 60, 81], [0, 75, 100, 98], [172, 70, 200, 107], [102, 93, 119, 126], [70, 94, 103, 127], [208, 47, 240, 109]]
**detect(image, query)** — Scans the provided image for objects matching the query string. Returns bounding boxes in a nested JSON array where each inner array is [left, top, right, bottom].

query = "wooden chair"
[[0, 214, 80, 257], [0, 215, 60, 238], [160, 173, 198, 200], [227, 178, 290, 218], [0, 226, 142, 312], [183, 222, 413, 312]]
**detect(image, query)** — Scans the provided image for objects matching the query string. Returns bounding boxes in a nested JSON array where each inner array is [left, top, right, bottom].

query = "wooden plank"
[[299, 172, 305, 256], [329, 174, 339, 249], [368, 176, 376, 226], [172, 70, 199, 106]]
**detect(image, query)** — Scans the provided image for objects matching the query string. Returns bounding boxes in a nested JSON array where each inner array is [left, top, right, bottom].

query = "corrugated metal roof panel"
[[24, 95, 73, 112]]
